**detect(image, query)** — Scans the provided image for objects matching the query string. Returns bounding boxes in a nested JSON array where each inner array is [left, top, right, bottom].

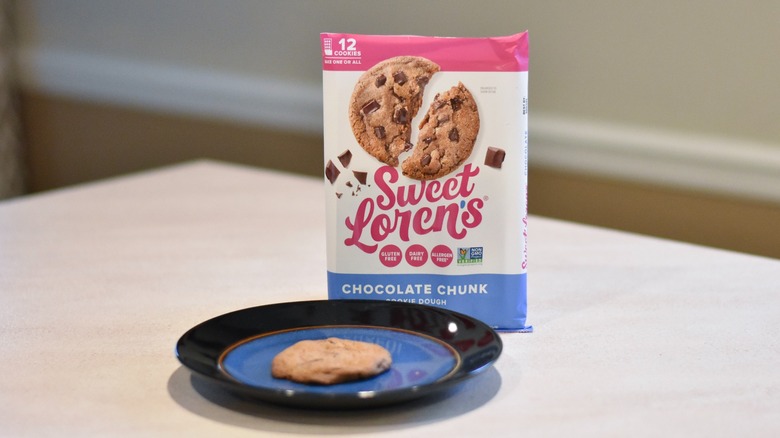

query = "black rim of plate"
[[175, 299, 502, 409]]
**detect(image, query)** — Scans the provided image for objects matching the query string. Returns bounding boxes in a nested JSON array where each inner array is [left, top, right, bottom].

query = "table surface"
[[1, 160, 778, 437]]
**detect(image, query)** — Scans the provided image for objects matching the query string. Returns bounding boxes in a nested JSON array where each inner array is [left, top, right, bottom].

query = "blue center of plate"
[[220, 326, 458, 395]]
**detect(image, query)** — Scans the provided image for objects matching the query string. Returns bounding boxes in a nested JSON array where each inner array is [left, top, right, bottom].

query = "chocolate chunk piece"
[[484, 147, 506, 168], [353, 171, 368, 185], [393, 107, 408, 124], [374, 126, 386, 139], [362, 99, 380, 115], [325, 160, 340, 184], [338, 150, 352, 168]]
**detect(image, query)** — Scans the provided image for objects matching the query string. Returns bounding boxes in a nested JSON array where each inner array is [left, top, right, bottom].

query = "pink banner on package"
[[321, 32, 528, 72]]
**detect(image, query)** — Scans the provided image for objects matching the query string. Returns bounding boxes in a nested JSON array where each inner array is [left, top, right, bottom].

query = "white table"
[[1, 160, 778, 437]]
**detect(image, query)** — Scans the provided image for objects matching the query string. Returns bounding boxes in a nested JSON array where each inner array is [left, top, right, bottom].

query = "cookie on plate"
[[349, 56, 440, 167], [402, 82, 480, 180], [271, 337, 392, 385]]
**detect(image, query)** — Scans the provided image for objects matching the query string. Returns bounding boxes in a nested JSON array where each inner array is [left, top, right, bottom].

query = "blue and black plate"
[[175, 300, 502, 409]]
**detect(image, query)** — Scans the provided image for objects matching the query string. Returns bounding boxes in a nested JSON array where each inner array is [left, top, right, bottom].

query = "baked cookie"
[[271, 337, 392, 385], [402, 82, 480, 180], [349, 56, 440, 167]]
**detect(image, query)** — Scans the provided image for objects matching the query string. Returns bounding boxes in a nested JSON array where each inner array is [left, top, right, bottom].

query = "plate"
[[175, 300, 502, 409]]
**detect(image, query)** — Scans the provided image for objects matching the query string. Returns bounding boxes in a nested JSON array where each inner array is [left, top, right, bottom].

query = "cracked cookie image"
[[402, 82, 480, 180], [349, 56, 440, 167]]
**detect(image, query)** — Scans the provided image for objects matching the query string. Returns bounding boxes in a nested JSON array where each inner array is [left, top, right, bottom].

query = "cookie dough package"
[[321, 32, 530, 331]]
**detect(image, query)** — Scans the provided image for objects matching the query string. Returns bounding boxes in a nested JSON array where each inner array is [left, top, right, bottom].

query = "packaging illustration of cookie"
[[321, 33, 529, 331]]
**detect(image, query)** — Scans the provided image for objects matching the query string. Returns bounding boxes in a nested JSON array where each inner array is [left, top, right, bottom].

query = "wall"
[[12, 1, 780, 258], [16, 0, 780, 143]]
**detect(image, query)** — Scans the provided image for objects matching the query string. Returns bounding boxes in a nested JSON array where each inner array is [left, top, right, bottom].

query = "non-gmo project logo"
[[457, 247, 483, 265]]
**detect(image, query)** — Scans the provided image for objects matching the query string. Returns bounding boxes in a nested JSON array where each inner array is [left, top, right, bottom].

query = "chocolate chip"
[[325, 160, 340, 184], [450, 97, 462, 111], [484, 147, 506, 169], [393, 71, 407, 85], [374, 126, 386, 139], [336, 192, 343, 199], [353, 171, 368, 185], [393, 107, 408, 124], [404, 141, 413, 152], [421, 155, 432, 166], [338, 150, 352, 168], [346, 181, 353, 188], [375, 75, 386, 87], [417, 76, 430, 87], [449, 128, 459, 142], [362, 99, 380, 115], [423, 136, 433, 144]]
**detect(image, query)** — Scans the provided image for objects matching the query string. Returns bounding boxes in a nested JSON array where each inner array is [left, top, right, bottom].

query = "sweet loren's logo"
[[344, 164, 484, 254]]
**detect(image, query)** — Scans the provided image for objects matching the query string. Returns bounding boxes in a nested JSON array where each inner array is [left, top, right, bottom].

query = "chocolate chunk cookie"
[[349, 56, 440, 167], [402, 82, 480, 180], [271, 337, 392, 385]]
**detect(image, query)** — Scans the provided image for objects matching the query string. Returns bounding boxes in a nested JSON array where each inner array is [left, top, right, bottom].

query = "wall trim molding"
[[17, 47, 324, 135], [17, 47, 780, 204], [531, 115, 780, 204]]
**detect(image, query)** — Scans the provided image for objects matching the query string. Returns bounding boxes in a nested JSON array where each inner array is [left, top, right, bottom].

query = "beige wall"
[[21, 91, 780, 259], [13, 1, 780, 259], [20, 92, 323, 189], [17, 0, 780, 145]]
